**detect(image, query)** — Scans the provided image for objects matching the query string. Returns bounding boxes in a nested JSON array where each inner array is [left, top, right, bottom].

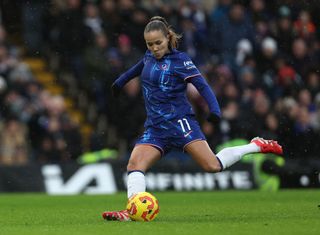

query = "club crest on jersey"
[[161, 64, 169, 70], [183, 60, 196, 70]]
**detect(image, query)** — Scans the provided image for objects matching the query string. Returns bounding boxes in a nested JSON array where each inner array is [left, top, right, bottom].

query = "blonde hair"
[[144, 16, 182, 49]]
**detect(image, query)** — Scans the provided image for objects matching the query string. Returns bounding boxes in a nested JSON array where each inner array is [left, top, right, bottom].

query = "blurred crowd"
[[0, 20, 82, 165], [0, 0, 320, 165]]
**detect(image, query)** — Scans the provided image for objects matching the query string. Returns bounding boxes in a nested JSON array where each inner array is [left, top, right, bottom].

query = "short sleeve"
[[174, 52, 201, 81]]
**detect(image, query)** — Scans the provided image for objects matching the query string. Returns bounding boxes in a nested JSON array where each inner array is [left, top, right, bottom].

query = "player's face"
[[144, 30, 170, 59]]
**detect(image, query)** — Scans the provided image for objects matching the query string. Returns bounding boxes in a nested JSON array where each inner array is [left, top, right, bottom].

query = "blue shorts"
[[136, 115, 206, 155]]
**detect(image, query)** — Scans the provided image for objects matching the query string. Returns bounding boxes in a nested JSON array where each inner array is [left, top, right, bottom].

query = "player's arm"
[[175, 52, 221, 123], [187, 75, 221, 124], [112, 59, 144, 97]]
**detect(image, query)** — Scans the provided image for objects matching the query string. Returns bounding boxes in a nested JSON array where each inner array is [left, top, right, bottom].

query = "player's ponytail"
[[144, 16, 181, 49]]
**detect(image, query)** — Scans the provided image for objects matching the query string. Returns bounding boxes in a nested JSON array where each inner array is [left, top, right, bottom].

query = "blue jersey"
[[114, 49, 220, 129], [141, 49, 200, 127]]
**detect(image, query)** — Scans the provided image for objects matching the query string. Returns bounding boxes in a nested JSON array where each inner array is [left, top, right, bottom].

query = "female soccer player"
[[102, 16, 283, 221]]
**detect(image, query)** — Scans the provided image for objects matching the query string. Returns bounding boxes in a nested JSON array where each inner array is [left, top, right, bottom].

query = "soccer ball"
[[126, 192, 160, 221]]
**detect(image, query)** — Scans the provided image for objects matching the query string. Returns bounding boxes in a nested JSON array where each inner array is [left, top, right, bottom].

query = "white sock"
[[127, 171, 146, 198], [216, 143, 260, 170]]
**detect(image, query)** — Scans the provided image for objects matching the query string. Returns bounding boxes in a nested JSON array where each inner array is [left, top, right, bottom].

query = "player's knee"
[[127, 161, 137, 172], [127, 159, 143, 172], [202, 160, 222, 173]]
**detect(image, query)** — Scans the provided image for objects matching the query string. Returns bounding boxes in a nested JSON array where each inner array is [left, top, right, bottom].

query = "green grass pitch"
[[1, 190, 319, 235]]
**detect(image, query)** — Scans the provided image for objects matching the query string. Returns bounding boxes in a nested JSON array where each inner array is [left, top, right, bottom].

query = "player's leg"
[[126, 144, 162, 198], [185, 137, 283, 172], [184, 140, 222, 172], [216, 137, 283, 169], [102, 144, 161, 221]]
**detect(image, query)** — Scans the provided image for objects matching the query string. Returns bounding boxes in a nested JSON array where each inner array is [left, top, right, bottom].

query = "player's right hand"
[[111, 82, 121, 97]]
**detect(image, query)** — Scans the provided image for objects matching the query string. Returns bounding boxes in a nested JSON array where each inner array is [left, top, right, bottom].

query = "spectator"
[[125, 7, 150, 53], [112, 79, 145, 151], [289, 38, 314, 78], [262, 112, 280, 140], [293, 9, 316, 41], [256, 37, 278, 76], [239, 90, 271, 139], [117, 34, 143, 71], [21, 0, 48, 55], [314, 94, 320, 130], [239, 65, 258, 91], [277, 97, 299, 158], [220, 100, 242, 141], [292, 106, 317, 158], [219, 82, 240, 108], [178, 1, 210, 66], [305, 71, 320, 98], [56, 0, 92, 80], [298, 88, 316, 113], [276, 65, 300, 98], [84, 32, 111, 79], [84, 2, 104, 35], [210, 0, 232, 24], [249, 0, 272, 46], [100, 0, 122, 45], [273, 6, 295, 57], [0, 44, 18, 78], [249, 0, 271, 24], [235, 39, 253, 67], [28, 95, 82, 163], [210, 2, 255, 72], [0, 24, 19, 57], [0, 118, 29, 165]]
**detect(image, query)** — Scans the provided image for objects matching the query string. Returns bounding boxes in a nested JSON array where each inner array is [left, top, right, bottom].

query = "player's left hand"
[[207, 113, 221, 125], [111, 82, 121, 98]]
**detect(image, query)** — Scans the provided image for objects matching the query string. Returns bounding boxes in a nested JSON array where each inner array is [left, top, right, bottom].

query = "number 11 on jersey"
[[177, 118, 191, 132]]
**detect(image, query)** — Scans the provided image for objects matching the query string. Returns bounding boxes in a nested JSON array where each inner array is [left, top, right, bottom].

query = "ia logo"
[[42, 163, 117, 195]]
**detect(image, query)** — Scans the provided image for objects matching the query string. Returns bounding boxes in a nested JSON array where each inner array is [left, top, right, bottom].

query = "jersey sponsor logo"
[[183, 60, 196, 70]]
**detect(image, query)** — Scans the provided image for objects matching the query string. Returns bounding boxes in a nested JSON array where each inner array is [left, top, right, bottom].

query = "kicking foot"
[[251, 137, 283, 155], [102, 209, 131, 221]]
